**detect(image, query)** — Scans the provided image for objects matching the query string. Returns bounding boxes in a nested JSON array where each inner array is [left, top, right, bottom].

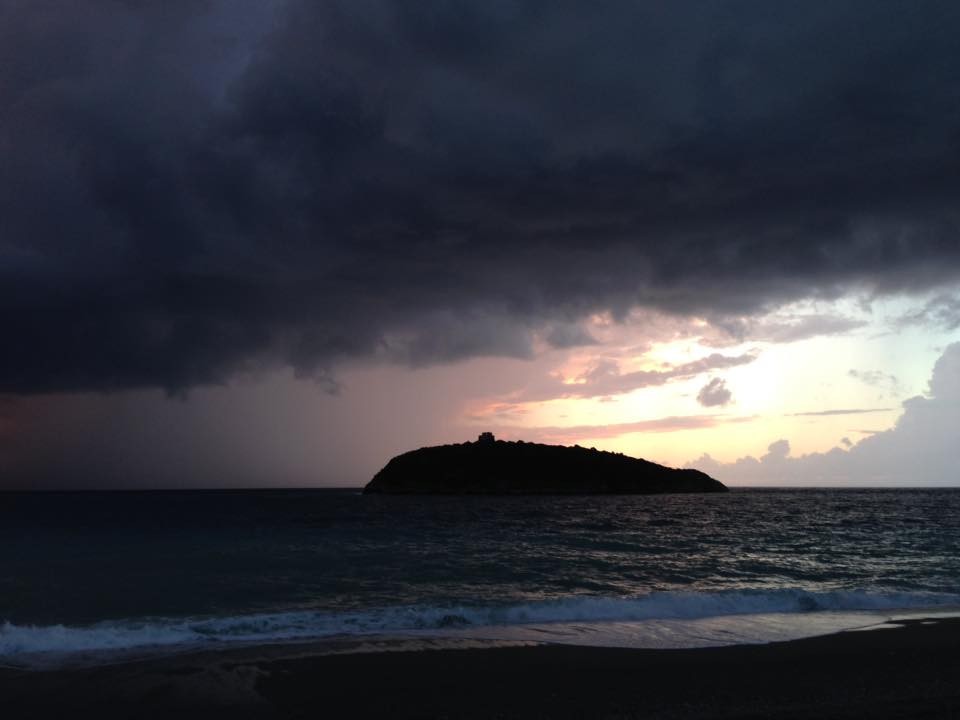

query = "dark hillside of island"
[[363, 434, 726, 495]]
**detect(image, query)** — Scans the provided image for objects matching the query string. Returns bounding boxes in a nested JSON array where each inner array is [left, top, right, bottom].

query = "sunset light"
[[3, 3, 960, 717]]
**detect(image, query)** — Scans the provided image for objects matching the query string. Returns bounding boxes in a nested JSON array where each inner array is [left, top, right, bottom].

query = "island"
[[363, 433, 727, 495]]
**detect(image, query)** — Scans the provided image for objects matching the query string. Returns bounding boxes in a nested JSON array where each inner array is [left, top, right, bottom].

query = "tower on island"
[[477, 431, 495, 444]]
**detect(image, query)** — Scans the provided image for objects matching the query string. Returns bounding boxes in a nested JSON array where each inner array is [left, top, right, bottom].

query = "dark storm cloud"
[[4, 0, 960, 393], [544, 323, 598, 350]]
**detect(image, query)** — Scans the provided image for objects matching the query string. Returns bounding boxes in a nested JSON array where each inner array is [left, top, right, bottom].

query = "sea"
[[2, 487, 959, 668]]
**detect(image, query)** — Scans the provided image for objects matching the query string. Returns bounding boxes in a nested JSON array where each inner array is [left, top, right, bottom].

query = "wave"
[[3, 588, 958, 661]]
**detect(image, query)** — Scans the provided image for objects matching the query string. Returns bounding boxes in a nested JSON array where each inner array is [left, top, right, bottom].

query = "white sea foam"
[[3, 588, 958, 665]]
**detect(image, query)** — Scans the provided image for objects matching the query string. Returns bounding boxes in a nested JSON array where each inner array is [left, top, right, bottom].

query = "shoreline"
[[6, 592, 959, 671], [2, 616, 959, 718], [5, 604, 959, 672]]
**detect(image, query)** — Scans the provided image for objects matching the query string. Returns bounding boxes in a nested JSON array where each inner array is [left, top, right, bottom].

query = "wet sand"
[[2, 617, 959, 719]]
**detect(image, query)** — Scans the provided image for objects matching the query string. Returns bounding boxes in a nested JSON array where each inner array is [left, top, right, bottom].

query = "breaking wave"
[[3, 588, 958, 662]]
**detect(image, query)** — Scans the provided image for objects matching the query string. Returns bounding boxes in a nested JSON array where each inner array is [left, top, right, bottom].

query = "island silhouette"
[[363, 433, 727, 495]]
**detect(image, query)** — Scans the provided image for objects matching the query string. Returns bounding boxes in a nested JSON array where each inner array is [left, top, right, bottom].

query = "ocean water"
[[1, 488, 959, 666]]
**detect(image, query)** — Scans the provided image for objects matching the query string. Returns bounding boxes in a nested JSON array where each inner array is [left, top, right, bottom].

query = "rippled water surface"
[[3, 488, 959, 622], [1, 488, 958, 658]]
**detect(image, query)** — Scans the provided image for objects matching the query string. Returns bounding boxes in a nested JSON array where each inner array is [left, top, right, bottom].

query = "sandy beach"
[[2, 616, 959, 719]]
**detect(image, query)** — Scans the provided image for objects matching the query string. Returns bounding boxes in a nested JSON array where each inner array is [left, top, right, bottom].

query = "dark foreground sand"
[[3, 617, 960, 719]]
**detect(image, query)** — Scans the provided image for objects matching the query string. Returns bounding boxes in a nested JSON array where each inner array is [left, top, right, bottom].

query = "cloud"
[[696, 377, 732, 407], [764, 439, 791, 460], [491, 414, 752, 444], [689, 343, 960, 485], [848, 369, 903, 397], [513, 351, 757, 402], [4, 1, 960, 394], [788, 407, 893, 417], [705, 313, 867, 346], [543, 323, 598, 349], [896, 294, 960, 331]]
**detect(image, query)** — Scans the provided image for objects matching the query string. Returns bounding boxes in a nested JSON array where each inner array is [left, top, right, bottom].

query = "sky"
[[2, 1, 960, 488]]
